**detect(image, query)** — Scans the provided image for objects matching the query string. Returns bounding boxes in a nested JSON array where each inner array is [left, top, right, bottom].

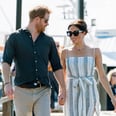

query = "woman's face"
[[67, 25, 85, 45], [111, 73, 116, 85]]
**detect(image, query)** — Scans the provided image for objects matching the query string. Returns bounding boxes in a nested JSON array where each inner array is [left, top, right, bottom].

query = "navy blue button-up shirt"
[[2, 29, 62, 87]]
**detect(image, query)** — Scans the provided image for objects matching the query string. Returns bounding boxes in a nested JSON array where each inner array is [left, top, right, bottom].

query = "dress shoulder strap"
[[65, 48, 69, 58], [92, 48, 96, 58]]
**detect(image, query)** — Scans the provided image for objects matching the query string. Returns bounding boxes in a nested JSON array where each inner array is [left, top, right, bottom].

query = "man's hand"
[[4, 83, 14, 99], [58, 89, 66, 105]]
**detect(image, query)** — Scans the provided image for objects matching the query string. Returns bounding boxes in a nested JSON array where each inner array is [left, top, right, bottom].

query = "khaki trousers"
[[14, 86, 51, 116]]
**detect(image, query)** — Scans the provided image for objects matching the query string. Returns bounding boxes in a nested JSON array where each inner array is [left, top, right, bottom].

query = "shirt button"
[[35, 69, 38, 71], [35, 60, 37, 63], [34, 51, 36, 54]]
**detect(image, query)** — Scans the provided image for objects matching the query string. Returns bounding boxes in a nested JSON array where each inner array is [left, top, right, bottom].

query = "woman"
[[61, 19, 116, 116], [107, 68, 116, 110]]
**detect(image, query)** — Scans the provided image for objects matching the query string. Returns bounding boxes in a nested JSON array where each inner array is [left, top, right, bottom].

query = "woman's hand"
[[111, 97, 116, 112], [58, 89, 66, 105]]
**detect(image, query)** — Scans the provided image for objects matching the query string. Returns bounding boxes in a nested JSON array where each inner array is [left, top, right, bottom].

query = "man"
[[2, 5, 66, 116]]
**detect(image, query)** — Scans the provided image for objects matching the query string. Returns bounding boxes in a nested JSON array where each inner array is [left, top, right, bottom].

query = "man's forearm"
[[54, 69, 66, 91], [2, 63, 11, 83]]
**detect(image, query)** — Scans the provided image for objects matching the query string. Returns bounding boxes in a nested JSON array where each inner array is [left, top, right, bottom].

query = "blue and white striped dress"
[[64, 56, 100, 116]]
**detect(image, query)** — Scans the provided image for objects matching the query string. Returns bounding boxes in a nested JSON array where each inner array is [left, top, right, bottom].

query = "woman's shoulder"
[[89, 47, 101, 53], [61, 46, 73, 58], [86, 47, 101, 58], [94, 47, 101, 53], [93, 47, 102, 58], [62, 46, 73, 52]]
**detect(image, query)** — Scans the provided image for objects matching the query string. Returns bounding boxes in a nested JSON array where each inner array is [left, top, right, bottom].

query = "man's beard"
[[36, 23, 45, 33]]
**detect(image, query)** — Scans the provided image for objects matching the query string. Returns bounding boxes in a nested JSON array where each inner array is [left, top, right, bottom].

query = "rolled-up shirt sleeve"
[[49, 39, 62, 72], [2, 34, 16, 66]]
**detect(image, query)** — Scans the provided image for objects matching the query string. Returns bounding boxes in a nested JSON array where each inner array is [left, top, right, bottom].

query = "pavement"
[[51, 111, 116, 116]]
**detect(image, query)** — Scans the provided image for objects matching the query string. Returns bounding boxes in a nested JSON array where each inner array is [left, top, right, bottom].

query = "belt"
[[18, 81, 45, 88]]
